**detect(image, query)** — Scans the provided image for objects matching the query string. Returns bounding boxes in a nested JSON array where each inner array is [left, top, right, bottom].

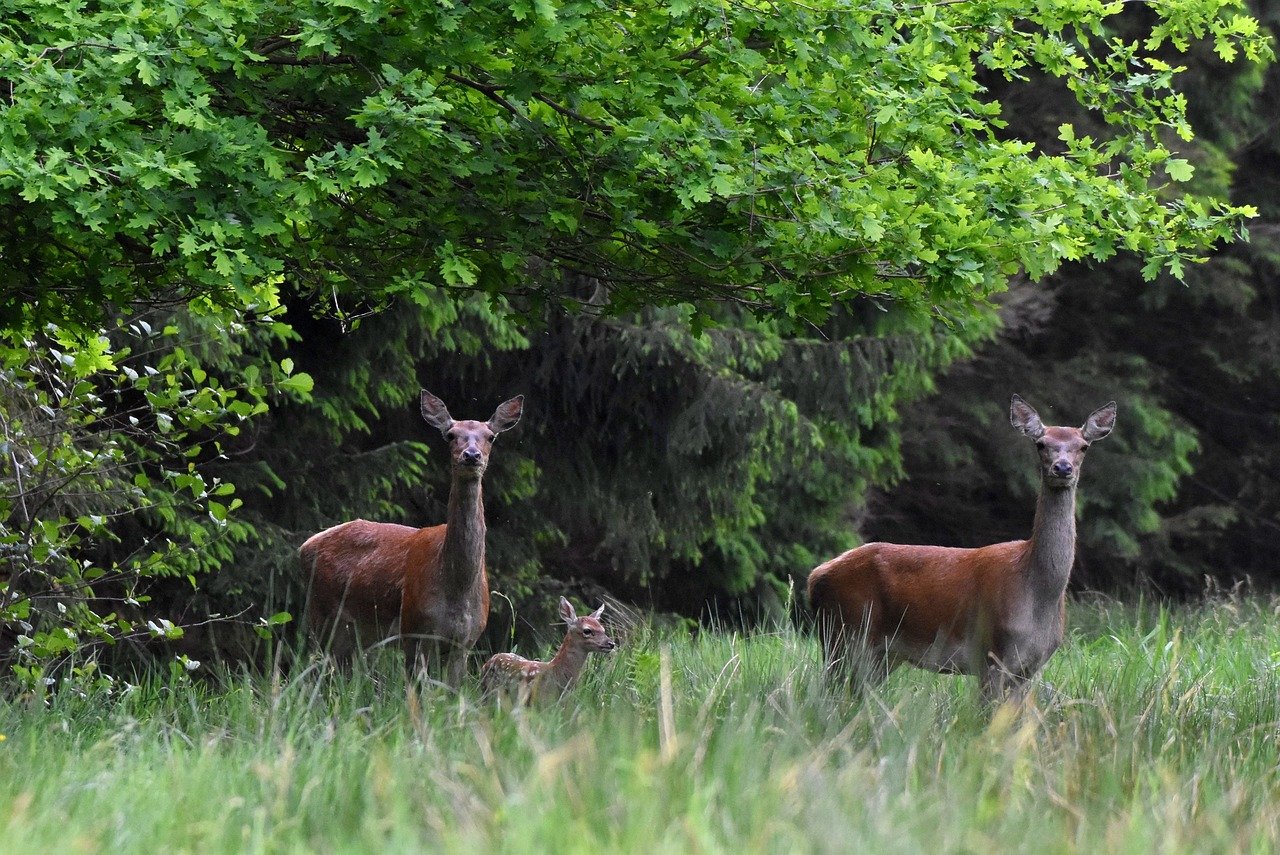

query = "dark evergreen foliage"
[[201, 298, 987, 643]]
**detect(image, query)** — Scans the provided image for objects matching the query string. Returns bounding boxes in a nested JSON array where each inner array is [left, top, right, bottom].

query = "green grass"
[[4, 596, 1280, 853]]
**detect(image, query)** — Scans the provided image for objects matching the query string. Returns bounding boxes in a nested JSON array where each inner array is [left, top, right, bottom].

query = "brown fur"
[[808, 395, 1115, 701], [301, 390, 522, 684], [301, 520, 440, 652], [480, 598, 616, 702]]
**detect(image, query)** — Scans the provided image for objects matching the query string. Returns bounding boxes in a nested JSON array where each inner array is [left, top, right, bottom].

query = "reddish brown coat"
[[302, 520, 445, 650], [810, 540, 1032, 652], [480, 598, 616, 702], [807, 395, 1115, 700], [301, 390, 522, 683]]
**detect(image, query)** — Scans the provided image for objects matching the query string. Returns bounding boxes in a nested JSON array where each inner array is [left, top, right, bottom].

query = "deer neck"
[[543, 638, 587, 690], [1026, 482, 1077, 601], [440, 474, 486, 599]]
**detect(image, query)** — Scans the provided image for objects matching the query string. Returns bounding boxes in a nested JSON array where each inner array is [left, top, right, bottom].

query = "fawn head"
[[1011, 394, 1116, 489], [558, 597, 617, 653], [421, 390, 524, 479]]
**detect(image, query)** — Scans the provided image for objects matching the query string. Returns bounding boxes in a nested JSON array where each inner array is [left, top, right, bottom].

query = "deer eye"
[[1035, 440, 1046, 449], [581, 628, 594, 636], [1080, 443, 1090, 451]]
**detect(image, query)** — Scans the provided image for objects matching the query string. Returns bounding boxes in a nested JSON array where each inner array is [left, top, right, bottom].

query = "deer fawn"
[[480, 597, 617, 702], [301, 389, 524, 684], [808, 395, 1116, 702]]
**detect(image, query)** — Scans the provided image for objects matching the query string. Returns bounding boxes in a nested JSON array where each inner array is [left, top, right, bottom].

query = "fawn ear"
[[558, 597, 577, 623], [1082, 401, 1117, 442], [420, 390, 455, 435], [488, 395, 524, 434], [590, 603, 606, 620], [1010, 394, 1045, 439]]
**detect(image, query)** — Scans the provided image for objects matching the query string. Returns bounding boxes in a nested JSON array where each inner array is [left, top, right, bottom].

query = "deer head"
[[421, 390, 524, 479], [558, 596, 617, 653], [1011, 394, 1116, 489]]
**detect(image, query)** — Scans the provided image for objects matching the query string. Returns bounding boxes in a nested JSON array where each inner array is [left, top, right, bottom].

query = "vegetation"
[[877, 0, 1280, 594], [2, 598, 1280, 852], [2, 0, 1265, 330], [1, 0, 1277, 681], [3, 1, 1278, 848], [3, 3, 1279, 848], [0, 315, 306, 685]]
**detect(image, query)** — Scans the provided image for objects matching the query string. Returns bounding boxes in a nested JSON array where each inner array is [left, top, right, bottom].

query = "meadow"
[[2, 595, 1279, 854]]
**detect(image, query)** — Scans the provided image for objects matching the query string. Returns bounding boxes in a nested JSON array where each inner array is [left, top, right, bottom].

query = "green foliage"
[[454, 304, 993, 603], [1, 0, 1274, 671], [200, 292, 988, 627], [249, 299, 975, 612], [0, 0, 1268, 333], [0, 313, 307, 680]]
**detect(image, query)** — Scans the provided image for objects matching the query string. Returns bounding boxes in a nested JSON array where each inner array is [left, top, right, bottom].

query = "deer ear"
[[590, 603, 606, 620], [421, 390, 455, 435], [488, 395, 524, 434], [1010, 394, 1045, 439], [558, 596, 577, 623], [1082, 401, 1117, 442]]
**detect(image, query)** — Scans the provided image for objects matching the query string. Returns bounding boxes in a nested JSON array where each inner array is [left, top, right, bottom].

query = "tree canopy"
[[2, 0, 1268, 331]]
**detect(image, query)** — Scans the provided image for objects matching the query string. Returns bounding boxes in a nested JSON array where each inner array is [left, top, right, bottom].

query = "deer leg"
[[982, 645, 1045, 705], [401, 638, 419, 681], [444, 645, 468, 688], [852, 646, 893, 693], [981, 662, 1014, 704], [332, 630, 356, 673], [401, 633, 438, 683], [403, 634, 467, 689], [817, 618, 859, 686], [849, 605, 895, 693], [982, 666, 1038, 706], [313, 617, 356, 673]]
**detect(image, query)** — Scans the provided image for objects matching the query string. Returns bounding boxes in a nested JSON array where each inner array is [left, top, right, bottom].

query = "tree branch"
[[532, 93, 613, 133]]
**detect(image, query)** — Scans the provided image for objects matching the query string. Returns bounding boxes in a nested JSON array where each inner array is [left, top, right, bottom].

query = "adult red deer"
[[301, 390, 523, 684], [807, 395, 1116, 702]]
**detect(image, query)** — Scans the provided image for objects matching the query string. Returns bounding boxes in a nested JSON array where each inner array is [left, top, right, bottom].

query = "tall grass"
[[3, 597, 1280, 853]]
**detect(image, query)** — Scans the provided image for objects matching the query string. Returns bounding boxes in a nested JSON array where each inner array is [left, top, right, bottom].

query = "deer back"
[[302, 519, 444, 639]]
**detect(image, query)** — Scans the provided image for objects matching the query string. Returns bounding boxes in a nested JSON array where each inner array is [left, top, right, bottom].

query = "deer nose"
[[1051, 461, 1073, 477], [461, 448, 482, 465], [603, 640, 617, 651]]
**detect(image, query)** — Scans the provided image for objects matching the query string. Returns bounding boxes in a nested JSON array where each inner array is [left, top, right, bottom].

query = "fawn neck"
[[543, 636, 589, 689], [1025, 481, 1077, 601], [440, 474, 486, 598]]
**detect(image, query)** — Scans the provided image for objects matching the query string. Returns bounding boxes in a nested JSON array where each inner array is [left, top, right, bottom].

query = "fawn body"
[[301, 390, 523, 684], [808, 394, 1116, 701], [481, 598, 616, 701]]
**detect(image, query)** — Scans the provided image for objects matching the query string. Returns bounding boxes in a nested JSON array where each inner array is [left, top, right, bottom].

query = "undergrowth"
[[2, 596, 1279, 853]]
